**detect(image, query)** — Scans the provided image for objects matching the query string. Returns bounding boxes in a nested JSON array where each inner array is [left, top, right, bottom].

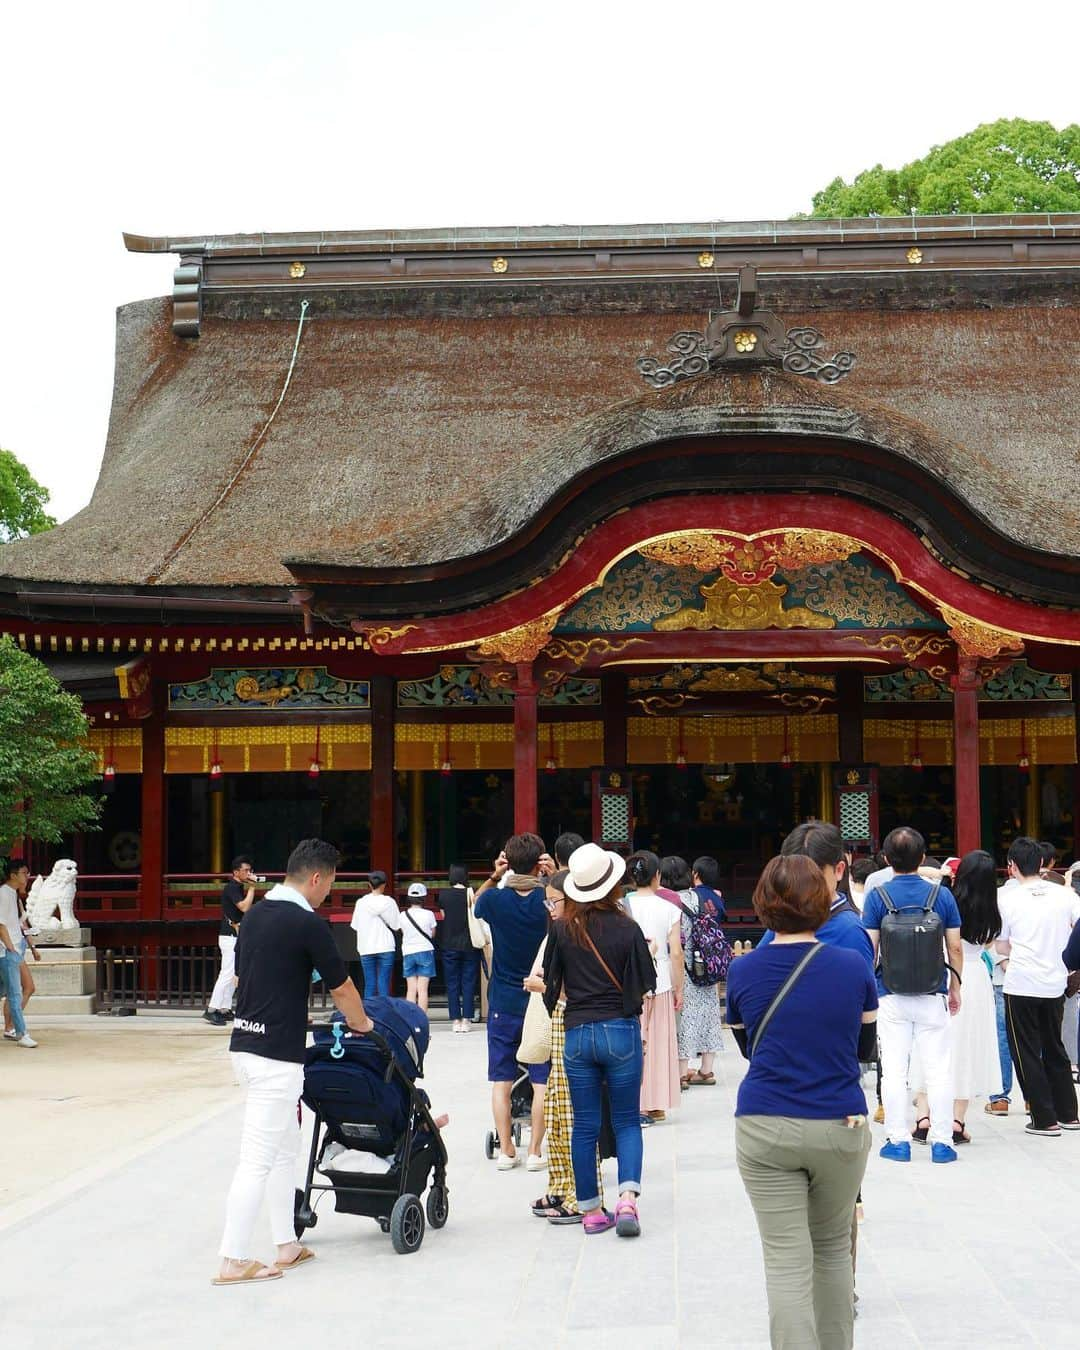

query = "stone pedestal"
[[26, 930, 97, 1014]]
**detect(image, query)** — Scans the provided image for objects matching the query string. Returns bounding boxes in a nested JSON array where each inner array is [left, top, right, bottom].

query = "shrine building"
[[1, 215, 1078, 963]]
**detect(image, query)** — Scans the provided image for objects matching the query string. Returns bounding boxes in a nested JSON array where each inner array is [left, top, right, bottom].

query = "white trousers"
[[878, 993, 953, 1146], [209, 935, 237, 1012], [219, 1052, 304, 1258]]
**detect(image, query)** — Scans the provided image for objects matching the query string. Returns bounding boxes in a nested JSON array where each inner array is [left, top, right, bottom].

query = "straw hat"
[[563, 842, 626, 904]]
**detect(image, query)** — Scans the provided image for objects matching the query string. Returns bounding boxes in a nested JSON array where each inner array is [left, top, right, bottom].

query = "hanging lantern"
[[675, 721, 688, 771], [1017, 719, 1030, 773], [308, 725, 322, 778], [779, 717, 793, 768], [103, 728, 117, 792], [545, 726, 558, 774], [209, 759, 224, 781], [910, 724, 923, 772]]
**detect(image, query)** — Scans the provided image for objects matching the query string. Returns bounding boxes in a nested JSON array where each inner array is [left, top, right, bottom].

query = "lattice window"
[[838, 791, 871, 844], [599, 793, 631, 848]]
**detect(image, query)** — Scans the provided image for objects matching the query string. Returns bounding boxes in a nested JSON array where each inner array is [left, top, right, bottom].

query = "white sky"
[[2, 0, 1077, 524]]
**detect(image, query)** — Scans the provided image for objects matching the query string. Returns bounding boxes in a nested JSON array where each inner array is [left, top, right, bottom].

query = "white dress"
[[910, 939, 1003, 1099]]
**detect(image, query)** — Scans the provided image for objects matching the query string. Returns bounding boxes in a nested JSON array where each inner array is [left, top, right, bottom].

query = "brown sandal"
[[680, 1075, 693, 1091], [275, 1247, 316, 1270], [211, 1260, 282, 1286], [690, 1071, 716, 1086]]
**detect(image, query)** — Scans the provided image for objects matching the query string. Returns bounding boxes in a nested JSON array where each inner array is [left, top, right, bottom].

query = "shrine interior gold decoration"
[[363, 624, 418, 651], [543, 636, 640, 664], [771, 530, 861, 572], [906, 247, 923, 264], [843, 632, 952, 679], [654, 575, 836, 633], [638, 529, 861, 588], [939, 605, 1024, 661], [288, 261, 306, 278], [491, 256, 509, 273], [698, 251, 715, 268], [629, 693, 699, 714], [475, 612, 562, 664], [639, 532, 735, 573]]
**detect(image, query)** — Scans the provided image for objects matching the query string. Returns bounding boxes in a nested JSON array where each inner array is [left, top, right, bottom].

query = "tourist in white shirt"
[[401, 881, 438, 1012], [996, 836, 1080, 1136], [0, 860, 37, 1047], [626, 850, 684, 1124], [350, 870, 401, 997]]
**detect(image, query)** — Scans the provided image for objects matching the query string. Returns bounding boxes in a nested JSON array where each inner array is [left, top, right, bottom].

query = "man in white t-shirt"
[[350, 871, 401, 998], [996, 836, 1080, 1136], [0, 860, 37, 1047], [401, 881, 438, 1013]]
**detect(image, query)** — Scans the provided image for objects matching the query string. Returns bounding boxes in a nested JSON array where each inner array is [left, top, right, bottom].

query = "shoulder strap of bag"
[[404, 909, 432, 942], [581, 925, 623, 993], [750, 944, 825, 1058], [923, 881, 942, 914], [875, 884, 897, 913]]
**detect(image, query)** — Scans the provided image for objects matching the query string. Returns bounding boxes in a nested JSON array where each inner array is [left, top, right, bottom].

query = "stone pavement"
[[3, 1018, 1079, 1349]]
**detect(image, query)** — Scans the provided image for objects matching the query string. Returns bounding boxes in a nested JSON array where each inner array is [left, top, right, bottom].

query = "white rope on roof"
[[146, 299, 310, 583]]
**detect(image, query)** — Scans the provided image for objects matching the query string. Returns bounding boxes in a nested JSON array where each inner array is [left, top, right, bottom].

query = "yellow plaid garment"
[[545, 1004, 603, 1211]]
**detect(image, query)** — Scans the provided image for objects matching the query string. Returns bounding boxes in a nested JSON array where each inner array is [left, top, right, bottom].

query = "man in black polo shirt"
[[205, 855, 256, 1027], [214, 839, 372, 1286]]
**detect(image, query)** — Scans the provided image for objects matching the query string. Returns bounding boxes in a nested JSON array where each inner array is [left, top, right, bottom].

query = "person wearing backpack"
[[727, 854, 877, 1349], [861, 826, 964, 1164], [661, 855, 730, 1088]]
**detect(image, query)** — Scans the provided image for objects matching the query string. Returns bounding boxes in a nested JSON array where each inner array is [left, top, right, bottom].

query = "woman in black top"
[[542, 843, 655, 1238], [436, 864, 482, 1032]]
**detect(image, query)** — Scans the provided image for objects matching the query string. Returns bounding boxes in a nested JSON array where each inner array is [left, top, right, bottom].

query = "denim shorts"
[[487, 1010, 551, 1085], [403, 951, 436, 979]]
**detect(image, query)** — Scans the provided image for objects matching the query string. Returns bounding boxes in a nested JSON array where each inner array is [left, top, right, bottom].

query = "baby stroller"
[[295, 997, 449, 1255], [484, 1062, 533, 1160]]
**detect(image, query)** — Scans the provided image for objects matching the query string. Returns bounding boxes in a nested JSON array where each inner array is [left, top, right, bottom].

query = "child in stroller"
[[296, 996, 449, 1255]]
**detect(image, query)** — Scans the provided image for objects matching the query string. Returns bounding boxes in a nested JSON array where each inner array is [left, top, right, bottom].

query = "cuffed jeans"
[[1, 947, 27, 1039], [208, 934, 237, 1012], [878, 993, 953, 1146], [737, 1115, 870, 1350], [563, 1016, 643, 1210], [442, 948, 480, 1021], [360, 951, 394, 997], [989, 985, 1013, 1103], [220, 1052, 304, 1258]]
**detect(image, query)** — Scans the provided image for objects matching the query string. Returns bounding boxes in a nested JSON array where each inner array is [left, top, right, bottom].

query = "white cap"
[[407, 882, 428, 898], [563, 842, 626, 904]]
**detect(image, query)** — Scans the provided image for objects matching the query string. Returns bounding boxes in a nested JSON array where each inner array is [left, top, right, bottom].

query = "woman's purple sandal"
[[582, 1209, 615, 1235], [615, 1200, 641, 1238]]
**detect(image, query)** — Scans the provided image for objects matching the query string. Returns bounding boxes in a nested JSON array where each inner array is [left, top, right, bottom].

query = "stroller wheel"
[[390, 1194, 425, 1254], [426, 1186, 449, 1229], [293, 1187, 317, 1240], [484, 1130, 497, 1161]]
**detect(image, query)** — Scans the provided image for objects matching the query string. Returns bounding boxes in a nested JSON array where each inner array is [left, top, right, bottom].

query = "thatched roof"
[[1, 271, 1078, 596]]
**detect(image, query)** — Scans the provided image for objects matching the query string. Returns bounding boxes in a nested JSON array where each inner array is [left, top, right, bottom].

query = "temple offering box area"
[[1, 215, 1077, 999]]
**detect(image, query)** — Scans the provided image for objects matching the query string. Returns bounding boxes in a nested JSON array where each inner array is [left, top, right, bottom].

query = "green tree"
[[0, 448, 56, 542], [807, 119, 1080, 217], [0, 636, 102, 854]]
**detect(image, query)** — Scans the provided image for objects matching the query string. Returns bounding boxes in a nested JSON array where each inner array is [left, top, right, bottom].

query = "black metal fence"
[[97, 946, 333, 1013]]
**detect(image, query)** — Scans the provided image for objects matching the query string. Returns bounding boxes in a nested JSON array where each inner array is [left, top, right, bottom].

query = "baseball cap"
[[407, 882, 428, 898]]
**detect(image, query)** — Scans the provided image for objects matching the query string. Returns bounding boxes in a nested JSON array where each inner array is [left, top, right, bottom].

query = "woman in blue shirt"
[[727, 854, 877, 1350]]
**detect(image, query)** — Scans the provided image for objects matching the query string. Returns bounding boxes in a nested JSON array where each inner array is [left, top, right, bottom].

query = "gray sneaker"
[[16, 1034, 38, 1048]]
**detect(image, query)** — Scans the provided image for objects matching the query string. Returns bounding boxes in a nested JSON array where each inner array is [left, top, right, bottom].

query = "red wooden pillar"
[[370, 675, 396, 882], [602, 672, 628, 768], [513, 662, 539, 835], [952, 656, 981, 856], [140, 682, 166, 921]]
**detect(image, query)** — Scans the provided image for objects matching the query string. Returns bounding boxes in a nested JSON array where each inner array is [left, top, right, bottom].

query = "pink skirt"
[[640, 991, 681, 1113]]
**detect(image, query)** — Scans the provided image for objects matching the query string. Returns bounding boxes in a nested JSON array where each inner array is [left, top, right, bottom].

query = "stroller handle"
[[307, 1020, 397, 1081]]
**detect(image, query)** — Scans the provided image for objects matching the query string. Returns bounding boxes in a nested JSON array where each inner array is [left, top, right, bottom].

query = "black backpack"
[[876, 881, 944, 996]]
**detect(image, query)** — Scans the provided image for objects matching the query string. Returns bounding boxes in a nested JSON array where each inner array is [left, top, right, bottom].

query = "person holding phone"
[[205, 856, 257, 1027]]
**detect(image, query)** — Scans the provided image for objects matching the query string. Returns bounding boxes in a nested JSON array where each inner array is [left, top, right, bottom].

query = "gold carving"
[[639, 532, 734, 572], [769, 692, 832, 713], [234, 675, 297, 706], [364, 624, 418, 651], [772, 530, 860, 572], [629, 693, 698, 715], [491, 256, 509, 273], [843, 632, 952, 680], [906, 247, 923, 264], [543, 636, 640, 664], [654, 575, 836, 632], [688, 666, 773, 693], [734, 330, 758, 352], [289, 261, 307, 278], [939, 606, 1024, 660], [698, 251, 715, 268], [475, 615, 559, 665]]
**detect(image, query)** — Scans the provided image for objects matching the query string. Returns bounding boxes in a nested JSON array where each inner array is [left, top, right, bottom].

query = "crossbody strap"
[[403, 910, 433, 944], [750, 944, 825, 1058], [581, 927, 623, 993]]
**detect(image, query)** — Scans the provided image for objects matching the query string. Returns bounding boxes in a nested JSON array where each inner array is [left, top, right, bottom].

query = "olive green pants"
[[736, 1115, 870, 1350]]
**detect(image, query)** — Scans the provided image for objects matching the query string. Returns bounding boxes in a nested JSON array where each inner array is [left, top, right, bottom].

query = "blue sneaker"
[[879, 1141, 911, 1162], [931, 1143, 958, 1164]]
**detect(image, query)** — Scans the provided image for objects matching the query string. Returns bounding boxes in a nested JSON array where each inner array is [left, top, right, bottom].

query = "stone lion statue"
[[26, 860, 80, 931]]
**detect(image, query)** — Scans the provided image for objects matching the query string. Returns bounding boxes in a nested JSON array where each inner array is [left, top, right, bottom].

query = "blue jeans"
[[990, 985, 1013, 1102], [360, 951, 394, 998], [563, 1017, 644, 1209], [442, 949, 480, 1021], [2, 947, 27, 1039]]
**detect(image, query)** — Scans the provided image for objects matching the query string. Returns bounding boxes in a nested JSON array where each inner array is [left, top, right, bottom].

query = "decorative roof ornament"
[[636, 264, 855, 388]]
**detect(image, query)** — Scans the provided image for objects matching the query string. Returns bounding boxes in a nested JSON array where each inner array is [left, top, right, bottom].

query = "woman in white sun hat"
[[542, 842, 656, 1238]]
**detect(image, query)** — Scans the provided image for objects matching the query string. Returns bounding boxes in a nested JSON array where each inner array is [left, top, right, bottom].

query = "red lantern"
[[440, 727, 453, 776], [779, 718, 793, 768], [1018, 720, 1030, 773], [675, 721, 688, 771], [103, 762, 117, 784], [308, 725, 322, 778]]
